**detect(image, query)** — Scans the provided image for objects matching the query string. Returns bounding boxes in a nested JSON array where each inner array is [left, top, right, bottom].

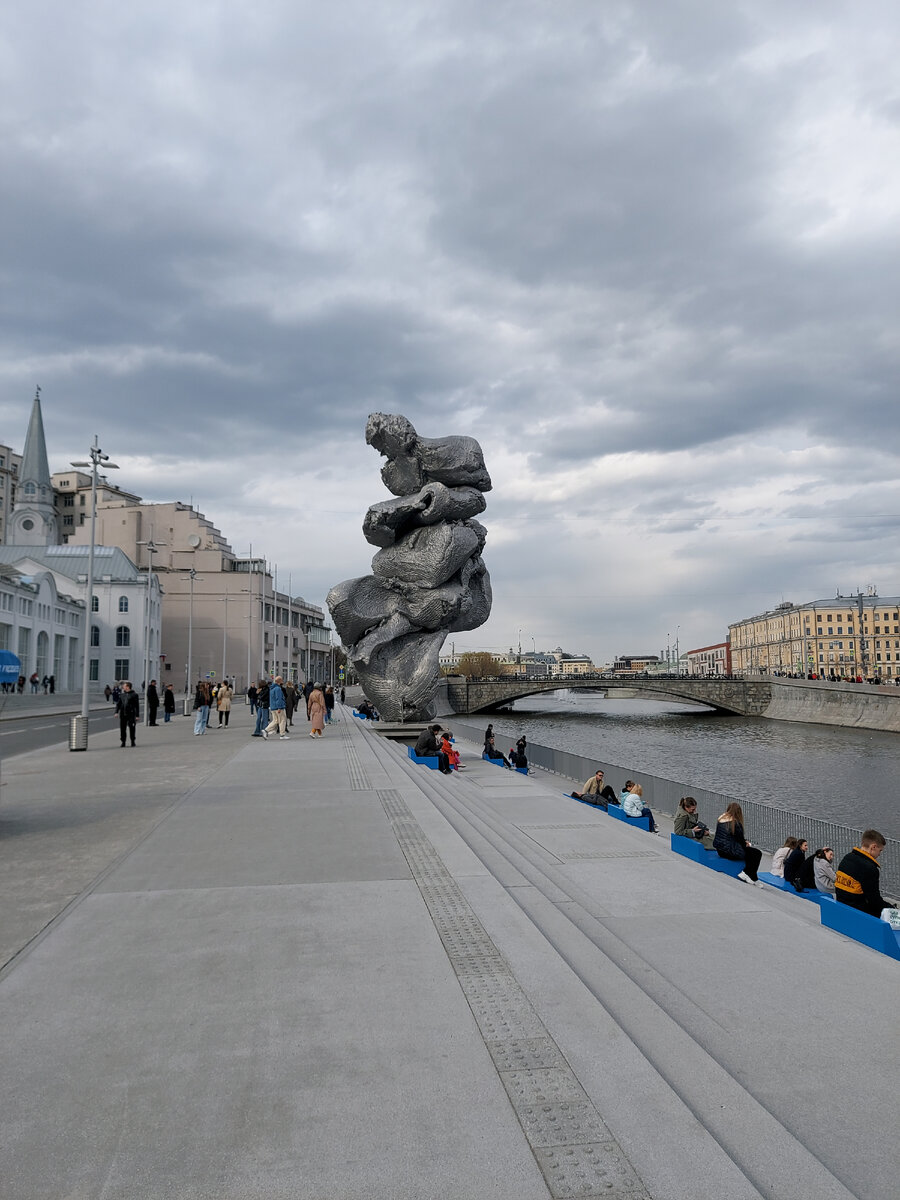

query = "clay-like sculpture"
[[327, 414, 492, 721]]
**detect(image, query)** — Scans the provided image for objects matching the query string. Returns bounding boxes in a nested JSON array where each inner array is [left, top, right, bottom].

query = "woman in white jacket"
[[621, 783, 659, 833], [770, 837, 799, 877]]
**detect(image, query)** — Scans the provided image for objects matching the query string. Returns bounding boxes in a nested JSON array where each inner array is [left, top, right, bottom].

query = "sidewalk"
[[0, 706, 895, 1200]]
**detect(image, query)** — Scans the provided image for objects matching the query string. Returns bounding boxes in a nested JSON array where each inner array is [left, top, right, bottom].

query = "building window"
[[115, 626, 130, 647], [89, 659, 99, 682], [63, 515, 73, 527], [90, 625, 100, 647], [63, 495, 74, 507], [118, 596, 128, 613], [24, 482, 35, 496], [114, 658, 130, 679], [91, 596, 99, 612]]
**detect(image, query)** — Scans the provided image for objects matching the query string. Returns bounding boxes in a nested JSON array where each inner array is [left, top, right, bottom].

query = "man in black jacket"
[[835, 831, 890, 917], [415, 724, 452, 774], [116, 681, 140, 748]]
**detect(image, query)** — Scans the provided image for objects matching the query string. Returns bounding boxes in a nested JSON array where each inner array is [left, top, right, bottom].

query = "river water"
[[477, 693, 900, 839]]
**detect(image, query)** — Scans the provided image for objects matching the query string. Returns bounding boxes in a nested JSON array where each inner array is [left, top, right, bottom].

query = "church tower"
[[9, 388, 59, 546]]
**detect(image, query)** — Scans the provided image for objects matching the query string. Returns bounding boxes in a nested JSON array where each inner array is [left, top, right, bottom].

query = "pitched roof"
[[0, 544, 142, 582]]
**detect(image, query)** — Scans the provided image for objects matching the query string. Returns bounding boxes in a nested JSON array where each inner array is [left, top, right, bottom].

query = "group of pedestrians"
[[249, 678, 334, 742], [192, 680, 235, 735]]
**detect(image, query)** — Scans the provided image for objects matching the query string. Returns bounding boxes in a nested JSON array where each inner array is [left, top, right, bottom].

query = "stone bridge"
[[442, 674, 900, 731], [445, 675, 772, 716]]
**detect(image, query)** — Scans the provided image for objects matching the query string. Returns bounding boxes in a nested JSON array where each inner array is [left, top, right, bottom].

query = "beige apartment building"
[[0, 442, 22, 544], [65, 496, 333, 692], [729, 594, 900, 680]]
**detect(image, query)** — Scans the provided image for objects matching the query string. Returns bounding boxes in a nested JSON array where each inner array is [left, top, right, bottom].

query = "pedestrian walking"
[[262, 676, 289, 740], [163, 684, 176, 722], [116, 681, 140, 748], [247, 683, 258, 714], [324, 684, 335, 724]]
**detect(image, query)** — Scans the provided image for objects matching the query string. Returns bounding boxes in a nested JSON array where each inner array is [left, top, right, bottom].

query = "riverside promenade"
[[0, 705, 895, 1200]]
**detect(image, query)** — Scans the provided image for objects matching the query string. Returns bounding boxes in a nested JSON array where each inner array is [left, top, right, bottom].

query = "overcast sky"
[[2, 1, 898, 665]]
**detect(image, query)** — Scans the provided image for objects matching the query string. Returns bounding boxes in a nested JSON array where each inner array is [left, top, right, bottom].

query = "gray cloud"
[[1, 0, 898, 665]]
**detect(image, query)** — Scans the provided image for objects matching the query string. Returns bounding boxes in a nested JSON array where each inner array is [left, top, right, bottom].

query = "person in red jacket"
[[835, 831, 890, 917]]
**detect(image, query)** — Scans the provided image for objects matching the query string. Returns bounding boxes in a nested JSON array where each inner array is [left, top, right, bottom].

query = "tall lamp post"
[[69, 438, 118, 751], [218, 593, 232, 683], [185, 568, 201, 701], [137, 538, 165, 726]]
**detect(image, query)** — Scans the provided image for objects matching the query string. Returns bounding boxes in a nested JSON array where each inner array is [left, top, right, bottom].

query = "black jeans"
[[119, 715, 136, 746]]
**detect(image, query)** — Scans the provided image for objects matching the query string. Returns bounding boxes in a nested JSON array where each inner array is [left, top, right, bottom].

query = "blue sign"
[[0, 650, 20, 682]]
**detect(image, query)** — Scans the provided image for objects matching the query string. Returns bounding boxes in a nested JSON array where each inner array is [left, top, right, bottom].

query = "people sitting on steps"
[[714, 801, 763, 886], [415, 724, 453, 774], [783, 838, 810, 892], [483, 735, 513, 769], [770, 837, 800, 877], [835, 831, 890, 916], [673, 796, 714, 849], [571, 769, 619, 808], [621, 782, 659, 833]]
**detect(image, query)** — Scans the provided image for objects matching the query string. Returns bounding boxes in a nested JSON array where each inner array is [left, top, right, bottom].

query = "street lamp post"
[[185, 568, 201, 696], [137, 538, 165, 726], [69, 438, 118, 750], [218, 593, 231, 684]]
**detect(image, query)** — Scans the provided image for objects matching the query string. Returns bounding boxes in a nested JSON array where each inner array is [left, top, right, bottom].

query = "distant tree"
[[455, 652, 496, 678]]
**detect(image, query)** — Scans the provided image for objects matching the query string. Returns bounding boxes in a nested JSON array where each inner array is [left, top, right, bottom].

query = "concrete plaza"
[[0, 702, 895, 1199]]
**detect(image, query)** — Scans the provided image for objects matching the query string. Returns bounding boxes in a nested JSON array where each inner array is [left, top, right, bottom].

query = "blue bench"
[[758, 872, 828, 906], [819, 897, 900, 960], [482, 752, 513, 770], [607, 804, 651, 833], [669, 833, 744, 877], [408, 745, 440, 770]]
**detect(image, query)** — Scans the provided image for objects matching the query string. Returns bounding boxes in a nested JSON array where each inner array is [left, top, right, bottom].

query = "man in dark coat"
[[147, 680, 159, 726], [835, 831, 890, 916], [116, 682, 140, 748]]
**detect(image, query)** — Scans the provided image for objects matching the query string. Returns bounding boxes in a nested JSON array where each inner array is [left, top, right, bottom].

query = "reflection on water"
[[482, 693, 900, 838]]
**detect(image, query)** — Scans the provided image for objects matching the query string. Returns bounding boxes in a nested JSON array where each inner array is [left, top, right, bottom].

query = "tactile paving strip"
[[344, 738, 370, 790], [378, 788, 650, 1199]]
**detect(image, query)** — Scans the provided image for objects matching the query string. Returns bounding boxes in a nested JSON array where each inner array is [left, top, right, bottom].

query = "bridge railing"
[[449, 720, 899, 899]]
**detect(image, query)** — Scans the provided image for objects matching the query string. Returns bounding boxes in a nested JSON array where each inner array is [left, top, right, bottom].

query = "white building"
[[0, 563, 84, 690], [0, 546, 161, 690]]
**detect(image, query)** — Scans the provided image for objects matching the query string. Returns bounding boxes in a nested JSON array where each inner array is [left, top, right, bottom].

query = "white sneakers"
[[738, 870, 764, 888]]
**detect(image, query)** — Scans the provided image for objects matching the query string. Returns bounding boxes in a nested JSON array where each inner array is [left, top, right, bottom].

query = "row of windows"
[[91, 625, 132, 647], [89, 659, 130, 681]]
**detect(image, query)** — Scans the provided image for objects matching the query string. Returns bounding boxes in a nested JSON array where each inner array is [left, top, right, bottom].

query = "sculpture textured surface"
[[327, 414, 492, 721]]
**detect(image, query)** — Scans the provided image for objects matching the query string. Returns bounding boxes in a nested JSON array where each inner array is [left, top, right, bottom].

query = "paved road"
[[0, 709, 120, 758]]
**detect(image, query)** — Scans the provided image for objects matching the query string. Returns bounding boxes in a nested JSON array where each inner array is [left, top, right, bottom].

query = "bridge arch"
[[445, 675, 771, 717]]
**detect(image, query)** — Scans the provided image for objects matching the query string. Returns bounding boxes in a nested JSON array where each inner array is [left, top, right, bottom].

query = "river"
[[476, 692, 900, 839]]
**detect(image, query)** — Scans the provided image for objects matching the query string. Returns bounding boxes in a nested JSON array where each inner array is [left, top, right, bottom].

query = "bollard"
[[68, 715, 88, 751]]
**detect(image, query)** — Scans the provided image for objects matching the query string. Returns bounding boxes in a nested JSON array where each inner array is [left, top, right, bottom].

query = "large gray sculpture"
[[327, 414, 492, 721]]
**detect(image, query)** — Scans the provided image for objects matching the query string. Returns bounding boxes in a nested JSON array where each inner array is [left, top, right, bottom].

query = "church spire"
[[9, 387, 59, 545]]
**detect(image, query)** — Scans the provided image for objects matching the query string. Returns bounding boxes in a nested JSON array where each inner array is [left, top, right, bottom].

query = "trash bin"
[[69, 715, 88, 751], [183, 698, 192, 717]]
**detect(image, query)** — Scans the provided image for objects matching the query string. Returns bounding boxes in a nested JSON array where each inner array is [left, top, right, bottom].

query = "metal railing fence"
[[450, 720, 899, 899]]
